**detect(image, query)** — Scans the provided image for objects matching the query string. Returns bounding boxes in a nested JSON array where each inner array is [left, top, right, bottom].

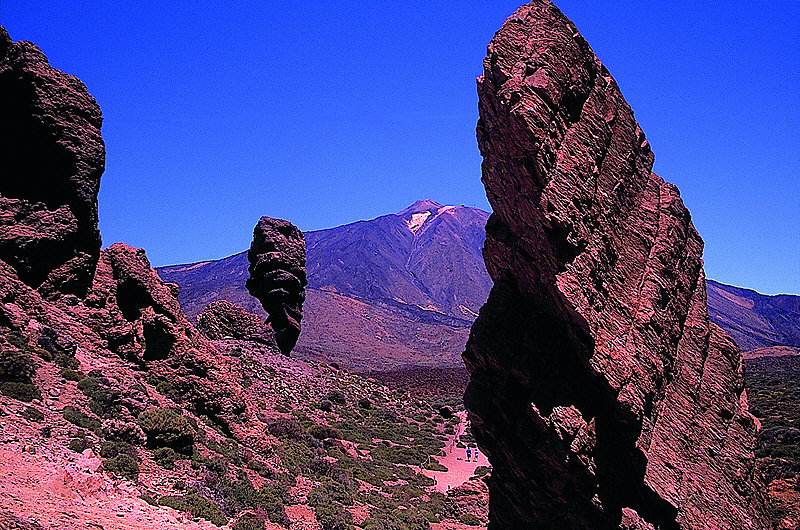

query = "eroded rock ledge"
[[464, 2, 767, 528]]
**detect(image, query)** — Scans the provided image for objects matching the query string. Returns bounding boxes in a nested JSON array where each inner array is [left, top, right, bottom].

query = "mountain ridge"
[[157, 201, 800, 372]]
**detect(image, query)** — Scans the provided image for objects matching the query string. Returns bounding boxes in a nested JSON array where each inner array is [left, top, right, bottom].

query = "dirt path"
[[420, 411, 489, 493], [0, 443, 221, 529]]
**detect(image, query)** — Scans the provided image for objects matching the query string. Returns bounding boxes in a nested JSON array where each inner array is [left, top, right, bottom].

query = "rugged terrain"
[[464, 1, 766, 528], [0, 27, 489, 530]]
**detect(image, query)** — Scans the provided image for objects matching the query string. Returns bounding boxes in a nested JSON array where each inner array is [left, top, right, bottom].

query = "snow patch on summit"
[[405, 211, 431, 233]]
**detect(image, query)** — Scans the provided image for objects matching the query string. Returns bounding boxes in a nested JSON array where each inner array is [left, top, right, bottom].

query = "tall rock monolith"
[[464, 2, 768, 528], [246, 217, 307, 355]]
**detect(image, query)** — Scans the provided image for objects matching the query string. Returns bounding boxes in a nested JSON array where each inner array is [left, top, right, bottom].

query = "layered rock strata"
[[246, 217, 307, 355], [0, 27, 105, 298], [464, 2, 767, 528]]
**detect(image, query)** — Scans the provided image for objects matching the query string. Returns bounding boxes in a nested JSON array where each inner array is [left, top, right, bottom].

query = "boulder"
[[197, 299, 272, 343]]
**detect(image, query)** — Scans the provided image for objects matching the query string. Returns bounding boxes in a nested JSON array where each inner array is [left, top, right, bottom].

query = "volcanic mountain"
[[159, 202, 800, 371], [158, 200, 491, 370]]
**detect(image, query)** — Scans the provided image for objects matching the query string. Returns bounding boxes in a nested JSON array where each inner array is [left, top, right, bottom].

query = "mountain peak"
[[397, 199, 443, 216]]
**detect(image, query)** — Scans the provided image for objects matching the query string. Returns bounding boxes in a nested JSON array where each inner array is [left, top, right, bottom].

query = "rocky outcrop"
[[246, 217, 307, 355], [464, 2, 767, 528], [197, 299, 271, 343], [0, 27, 104, 298], [87, 243, 246, 430]]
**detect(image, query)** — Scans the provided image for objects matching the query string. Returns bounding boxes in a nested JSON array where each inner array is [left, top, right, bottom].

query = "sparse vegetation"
[[159, 493, 228, 526], [459, 513, 482, 526], [62, 406, 101, 434], [233, 514, 266, 530], [153, 446, 179, 469], [68, 437, 92, 454], [0, 381, 41, 402], [138, 407, 197, 454], [103, 452, 140, 480]]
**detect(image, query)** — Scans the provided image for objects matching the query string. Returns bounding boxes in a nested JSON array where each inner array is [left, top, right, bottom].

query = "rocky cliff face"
[[0, 25, 248, 442], [464, 2, 767, 528], [0, 27, 105, 298], [87, 243, 247, 431], [246, 217, 307, 355]]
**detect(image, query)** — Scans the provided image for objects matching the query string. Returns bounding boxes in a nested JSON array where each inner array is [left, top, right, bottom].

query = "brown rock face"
[[197, 299, 272, 343], [464, 2, 767, 528], [246, 217, 307, 355], [0, 27, 104, 298], [87, 243, 246, 430]]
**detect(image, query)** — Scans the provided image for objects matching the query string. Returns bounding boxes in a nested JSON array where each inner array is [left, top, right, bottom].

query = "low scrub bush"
[[459, 513, 481, 526], [138, 408, 197, 454], [103, 453, 139, 481], [153, 447, 179, 469], [159, 493, 228, 526], [266, 417, 306, 441], [308, 424, 343, 440], [0, 346, 35, 382], [62, 406, 101, 434], [60, 369, 84, 381], [68, 438, 92, 453], [232, 514, 265, 530]]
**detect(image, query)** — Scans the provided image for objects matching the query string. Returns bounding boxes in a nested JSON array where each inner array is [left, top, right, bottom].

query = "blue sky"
[[1, 1, 798, 295]]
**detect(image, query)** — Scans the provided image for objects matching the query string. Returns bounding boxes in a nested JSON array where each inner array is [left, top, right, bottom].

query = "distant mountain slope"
[[157, 200, 490, 370], [707, 280, 800, 351], [157, 203, 800, 370], [306, 199, 490, 321]]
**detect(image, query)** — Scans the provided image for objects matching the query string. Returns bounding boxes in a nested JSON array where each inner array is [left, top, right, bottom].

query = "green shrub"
[[472, 465, 490, 478], [317, 399, 334, 412], [0, 346, 35, 382], [423, 460, 448, 472], [103, 453, 139, 480], [138, 408, 197, 454], [0, 381, 40, 402], [308, 486, 353, 530], [68, 438, 92, 453], [233, 514, 265, 530], [220, 475, 263, 513], [159, 493, 228, 526], [62, 406, 101, 434], [60, 369, 84, 381], [78, 376, 121, 418], [308, 424, 343, 440], [153, 447, 179, 469], [267, 417, 307, 441], [358, 397, 372, 409], [459, 513, 481, 526], [141, 493, 159, 506]]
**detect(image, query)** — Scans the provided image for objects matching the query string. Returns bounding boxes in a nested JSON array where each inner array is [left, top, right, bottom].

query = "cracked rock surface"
[[464, 2, 768, 528]]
